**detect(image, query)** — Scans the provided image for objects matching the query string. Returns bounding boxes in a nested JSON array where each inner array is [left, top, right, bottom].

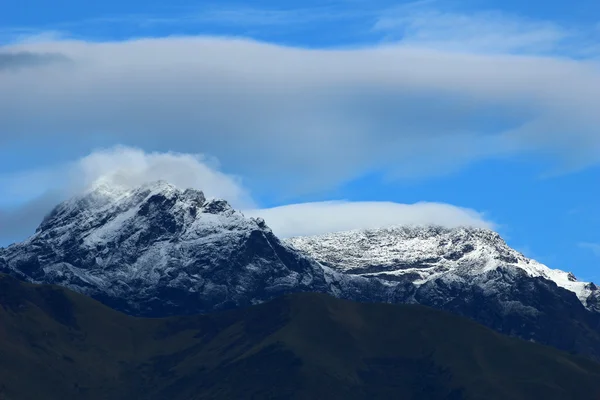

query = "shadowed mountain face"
[[1, 274, 600, 400], [2, 182, 600, 362]]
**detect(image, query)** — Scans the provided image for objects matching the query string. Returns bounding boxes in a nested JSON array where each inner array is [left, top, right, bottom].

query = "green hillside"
[[1, 273, 600, 400]]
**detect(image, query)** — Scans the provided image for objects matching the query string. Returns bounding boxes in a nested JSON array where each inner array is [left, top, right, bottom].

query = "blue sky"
[[1, 0, 599, 280]]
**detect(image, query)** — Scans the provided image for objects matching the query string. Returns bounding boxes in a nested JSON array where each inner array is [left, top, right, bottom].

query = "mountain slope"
[[2, 274, 600, 400], [287, 227, 600, 360], [0, 181, 329, 316], [287, 226, 600, 309]]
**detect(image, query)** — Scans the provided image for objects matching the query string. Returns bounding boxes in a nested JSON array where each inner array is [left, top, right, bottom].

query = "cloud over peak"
[[75, 147, 253, 207], [0, 147, 253, 243], [246, 201, 494, 238]]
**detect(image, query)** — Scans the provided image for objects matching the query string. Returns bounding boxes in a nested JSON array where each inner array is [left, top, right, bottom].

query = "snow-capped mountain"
[[287, 226, 600, 360], [286, 226, 600, 312], [1, 181, 600, 360], [0, 181, 330, 316]]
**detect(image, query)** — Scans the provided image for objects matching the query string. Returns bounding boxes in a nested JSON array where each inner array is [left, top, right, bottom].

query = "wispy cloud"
[[2, 36, 600, 193], [0, 51, 70, 71], [0, 28, 68, 46], [373, 2, 598, 56], [60, 7, 359, 30], [144, 6, 367, 27], [580, 243, 600, 257], [3, 2, 599, 55], [0, 4, 377, 45]]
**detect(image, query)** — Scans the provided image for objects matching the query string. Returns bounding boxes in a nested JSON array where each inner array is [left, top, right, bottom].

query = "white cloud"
[[373, 5, 575, 55], [245, 201, 493, 238], [74, 146, 253, 207], [1, 146, 253, 208], [1, 35, 599, 195]]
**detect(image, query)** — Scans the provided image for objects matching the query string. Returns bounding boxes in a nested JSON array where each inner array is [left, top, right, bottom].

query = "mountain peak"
[[37, 181, 210, 232], [286, 225, 599, 309], [86, 179, 180, 200]]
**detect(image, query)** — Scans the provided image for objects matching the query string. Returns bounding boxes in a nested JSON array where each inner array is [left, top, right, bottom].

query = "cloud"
[[74, 147, 253, 207], [580, 243, 600, 257], [0, 51, 70, 70], [1, 36, 600, 195], [246, 201, 493, 238], [373, 5, 576, 55], [0, 29, 67, 46], [8, 5, 369, 34], [1, 146, 252, 207], [0, 147, 253, 244], [132, 6, 364, 28]]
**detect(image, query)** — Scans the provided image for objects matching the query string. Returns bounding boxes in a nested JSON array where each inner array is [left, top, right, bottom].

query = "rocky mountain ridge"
[[286, 226, 600, 312]]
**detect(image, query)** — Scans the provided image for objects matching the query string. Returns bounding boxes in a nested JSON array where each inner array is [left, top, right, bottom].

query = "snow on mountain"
[[0, 181, 329, 316], [286, 226, 600, 311]]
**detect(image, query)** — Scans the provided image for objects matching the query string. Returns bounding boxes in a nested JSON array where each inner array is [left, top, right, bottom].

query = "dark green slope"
[[1, 274, 600, 400]]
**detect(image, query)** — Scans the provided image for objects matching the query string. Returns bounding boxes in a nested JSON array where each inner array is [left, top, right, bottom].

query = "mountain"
[[2, 274, 600, 400], [2, 181, 600, 361], [287, 226, 598, 307], [287, 227, 600, 359], [0, 181, 330, 316]]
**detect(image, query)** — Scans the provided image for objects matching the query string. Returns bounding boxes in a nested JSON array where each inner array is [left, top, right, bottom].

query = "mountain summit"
[[2, 181, 600, 360], [287, 226, 600, 311]]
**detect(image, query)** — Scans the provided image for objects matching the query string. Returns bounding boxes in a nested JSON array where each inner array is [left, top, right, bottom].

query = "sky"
[[0, 0, 599, 281]]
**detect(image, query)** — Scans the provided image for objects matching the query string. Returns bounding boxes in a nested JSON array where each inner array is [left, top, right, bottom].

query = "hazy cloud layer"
[[0, 51, 70, 70], [373, 4, 584, 55], [246, 201, 493, 238], [1, 36, 600, 193]]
